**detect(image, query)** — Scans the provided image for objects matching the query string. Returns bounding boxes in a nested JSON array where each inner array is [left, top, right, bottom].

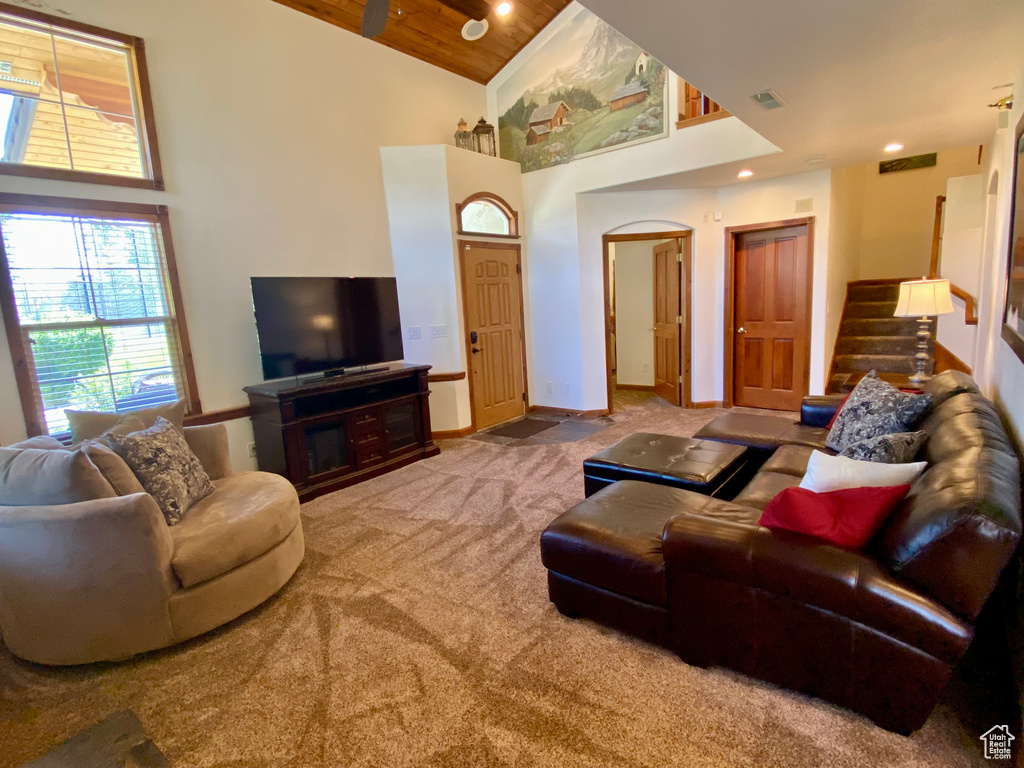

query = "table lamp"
[[894, 277, 954, 385]]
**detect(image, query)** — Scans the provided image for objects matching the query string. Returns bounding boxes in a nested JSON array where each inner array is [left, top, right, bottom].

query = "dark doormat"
[[485, 418, 559, 439], [20, 710, 169, 768]]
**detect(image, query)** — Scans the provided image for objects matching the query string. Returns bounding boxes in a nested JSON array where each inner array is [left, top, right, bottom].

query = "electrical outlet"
[[642, 362, 650, 372], [546, 381, 553, 393], [248, 442, 257, 458], [430, 325, 447, 338], [408, 326, 421, 339], [703, 213, 710, 224], [563, 382, 571, 395]]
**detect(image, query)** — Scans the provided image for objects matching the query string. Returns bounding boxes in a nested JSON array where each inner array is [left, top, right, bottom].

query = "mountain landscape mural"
[[496, 8, 668, 172]]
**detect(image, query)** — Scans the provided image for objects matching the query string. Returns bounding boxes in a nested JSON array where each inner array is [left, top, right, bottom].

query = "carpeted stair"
[[827, 280, 932, 394]]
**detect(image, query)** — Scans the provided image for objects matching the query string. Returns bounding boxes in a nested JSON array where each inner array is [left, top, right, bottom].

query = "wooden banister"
[[929, 194, 946, 277], [949, 283, 979, 325], [928, 194, 978, 325]]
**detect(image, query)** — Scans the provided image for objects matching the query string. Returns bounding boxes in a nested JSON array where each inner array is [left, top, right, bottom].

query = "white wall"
[[486, 3, 782, 411], [826, 165, 866, 381], [852, 146, 982, 280], [976, 65, 1024, 446], [935, 174, 984, 368], [611, 240, 655, 386], [381, 146, 525, 432], [0, 0, 485, 465], [576, 170, 832, 404]]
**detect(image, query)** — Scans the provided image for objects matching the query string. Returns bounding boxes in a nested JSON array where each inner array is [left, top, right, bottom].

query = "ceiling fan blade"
[[361, 0, 391, 38], [437, 0, 492, 21]]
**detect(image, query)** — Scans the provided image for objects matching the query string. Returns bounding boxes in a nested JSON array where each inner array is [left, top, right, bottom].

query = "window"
[[676, 77, 729, 127], [0, 195, 199, 437], [0, 3, 163, 189], [456, 193, 519, 238]]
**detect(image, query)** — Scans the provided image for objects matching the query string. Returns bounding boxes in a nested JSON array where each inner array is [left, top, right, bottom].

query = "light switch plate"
[[430, 325, 447, 338], [408, 326, 421, 340]]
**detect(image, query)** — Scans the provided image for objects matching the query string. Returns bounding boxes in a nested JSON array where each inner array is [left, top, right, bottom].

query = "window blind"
[[0, 211, 187, 435]]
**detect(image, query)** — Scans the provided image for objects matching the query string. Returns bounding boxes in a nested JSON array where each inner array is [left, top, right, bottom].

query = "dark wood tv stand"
[[244, 364, 439, 502]]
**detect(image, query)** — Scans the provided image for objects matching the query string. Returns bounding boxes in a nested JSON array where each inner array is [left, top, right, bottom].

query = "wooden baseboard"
[[432, 426, 475, 440], [933, 341, 972, 375], [530, 405, 610, 420], [691, 401, 724, 409], [615, 384, 656, 392], [848, 277, 919, 286]]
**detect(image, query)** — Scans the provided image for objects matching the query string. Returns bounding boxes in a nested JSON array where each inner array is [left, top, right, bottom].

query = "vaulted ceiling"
[[271, 0, 571, 84], [582, 0, 1024, 190]]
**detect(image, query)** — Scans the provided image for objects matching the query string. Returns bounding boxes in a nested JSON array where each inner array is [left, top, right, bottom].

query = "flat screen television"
[[250, 277, 404, 380]]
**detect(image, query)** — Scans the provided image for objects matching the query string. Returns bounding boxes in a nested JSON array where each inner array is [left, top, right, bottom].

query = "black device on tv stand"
[[311, 363, 391, 381]]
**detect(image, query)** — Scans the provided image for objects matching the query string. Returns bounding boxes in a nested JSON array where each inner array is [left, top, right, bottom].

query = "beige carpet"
[[0, 392, 1010, 767]]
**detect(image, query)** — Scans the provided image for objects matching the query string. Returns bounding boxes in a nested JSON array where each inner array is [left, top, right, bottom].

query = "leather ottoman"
[[583, 432, 750, 498], [540, 480, 761, 649]]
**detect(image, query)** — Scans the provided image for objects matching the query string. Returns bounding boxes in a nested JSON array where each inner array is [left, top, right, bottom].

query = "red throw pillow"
[[759, 484, 911, 549]]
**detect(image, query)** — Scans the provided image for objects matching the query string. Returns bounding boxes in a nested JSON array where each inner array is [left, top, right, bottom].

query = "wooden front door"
[[653, 239, 682, 406], [461, 243, 526, 429], [732, 225, 811, 410]]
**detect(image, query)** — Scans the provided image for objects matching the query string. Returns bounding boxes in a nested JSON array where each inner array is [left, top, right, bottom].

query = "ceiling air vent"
[[751, 89, 786, 110]]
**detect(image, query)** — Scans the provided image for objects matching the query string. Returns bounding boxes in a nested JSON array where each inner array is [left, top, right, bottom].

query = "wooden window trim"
[[456, 192, 520, 238], [0, 192, 201, 437], [0, 3, 165, 191]]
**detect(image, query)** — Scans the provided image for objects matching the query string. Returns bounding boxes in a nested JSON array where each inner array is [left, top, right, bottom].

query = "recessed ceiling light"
[[496, 2, 513, 16], [884, 142, 904, 153], [461, 18, 488, 40], [737, 169, 753, 178]]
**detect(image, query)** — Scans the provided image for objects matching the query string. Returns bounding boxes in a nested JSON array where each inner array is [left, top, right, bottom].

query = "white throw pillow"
[[799, 450, 927, 493]]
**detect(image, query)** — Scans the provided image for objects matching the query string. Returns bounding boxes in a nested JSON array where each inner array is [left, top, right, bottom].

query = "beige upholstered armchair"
[[0, 424, 304, 665]]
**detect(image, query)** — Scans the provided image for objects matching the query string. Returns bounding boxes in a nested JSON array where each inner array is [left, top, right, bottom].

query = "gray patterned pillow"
[[107, 417, 214, 526], [826, 372, 932, 453], [840, 431, 927, 464]]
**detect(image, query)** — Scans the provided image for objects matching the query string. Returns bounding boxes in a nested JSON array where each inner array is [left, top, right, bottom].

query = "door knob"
[[737, 327, 747, 334]]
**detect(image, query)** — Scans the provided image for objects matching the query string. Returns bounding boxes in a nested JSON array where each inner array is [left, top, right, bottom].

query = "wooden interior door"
[[732, 225, 810, 410], [461, 243, 525, 429], [653, 239, 682, 406]]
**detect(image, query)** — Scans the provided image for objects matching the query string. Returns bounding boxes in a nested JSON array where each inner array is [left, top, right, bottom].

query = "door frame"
[[458, 239, 529, 432], [602, 231, 692, 413], [723, 217, 814, 408]]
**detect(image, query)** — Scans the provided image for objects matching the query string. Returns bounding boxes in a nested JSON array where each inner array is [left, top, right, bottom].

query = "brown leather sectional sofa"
[[541, 371, 1022, 733]]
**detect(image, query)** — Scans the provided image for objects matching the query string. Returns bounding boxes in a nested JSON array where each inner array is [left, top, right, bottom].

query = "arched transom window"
[[456, 193, 519, 238]]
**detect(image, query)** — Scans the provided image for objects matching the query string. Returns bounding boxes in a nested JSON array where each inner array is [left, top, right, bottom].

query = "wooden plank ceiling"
[[271, 0, 571, 84]]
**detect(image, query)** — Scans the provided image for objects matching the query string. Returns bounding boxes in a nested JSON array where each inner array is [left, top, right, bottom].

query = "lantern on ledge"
[[473, 117, 496, 156], [454, 118, 474, 152]]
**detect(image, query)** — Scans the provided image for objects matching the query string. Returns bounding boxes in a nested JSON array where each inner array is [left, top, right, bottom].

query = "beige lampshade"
[[894, 278, 955, 317]]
